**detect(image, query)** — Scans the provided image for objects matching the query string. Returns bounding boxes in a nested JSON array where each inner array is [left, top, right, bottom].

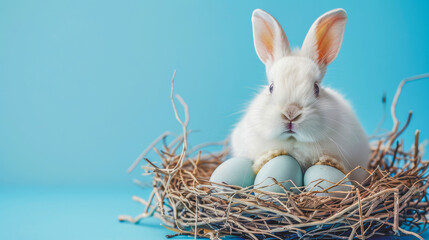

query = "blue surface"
[[1, 0, 429, 239], [0, 185, 169, 239]]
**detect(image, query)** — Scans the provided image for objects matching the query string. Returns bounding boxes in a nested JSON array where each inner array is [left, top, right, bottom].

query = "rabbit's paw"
[[315, 155, 346, 174], [253, 149, 288, 174]]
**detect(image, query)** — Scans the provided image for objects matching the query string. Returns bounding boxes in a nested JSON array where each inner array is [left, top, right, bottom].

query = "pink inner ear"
[[261, 20, 274, 59], [315, 14, 346, 65], [254, 15, 276, 63]]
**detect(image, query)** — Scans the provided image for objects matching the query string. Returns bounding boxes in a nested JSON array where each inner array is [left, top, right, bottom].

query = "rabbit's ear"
[[301, 9, 347, 68], [252, 9, 290, 67]]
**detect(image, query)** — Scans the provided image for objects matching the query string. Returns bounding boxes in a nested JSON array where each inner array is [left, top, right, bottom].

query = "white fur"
[[231, 9, 370, 182]]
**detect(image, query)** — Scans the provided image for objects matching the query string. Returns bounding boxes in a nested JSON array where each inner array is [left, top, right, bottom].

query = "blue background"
[[1, 0, 428, 239]]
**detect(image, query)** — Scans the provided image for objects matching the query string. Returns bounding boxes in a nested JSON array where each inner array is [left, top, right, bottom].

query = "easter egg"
[[304, 165, 353, 197], [209, 157, 256, 188], [254, 155, 303, 193]]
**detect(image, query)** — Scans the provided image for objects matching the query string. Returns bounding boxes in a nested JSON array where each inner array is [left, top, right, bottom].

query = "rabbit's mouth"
[[280, 129, 296, 136], [284, 122, 296, 134], [279, 130, 298, 141]]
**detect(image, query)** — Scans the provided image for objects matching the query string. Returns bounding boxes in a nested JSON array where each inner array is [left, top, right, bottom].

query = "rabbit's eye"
[[314, 82, 320, 97], [269, 82, 274, 93]]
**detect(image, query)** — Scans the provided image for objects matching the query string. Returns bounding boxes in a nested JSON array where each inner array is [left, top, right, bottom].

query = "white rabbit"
[[231, 8, 370, 183]]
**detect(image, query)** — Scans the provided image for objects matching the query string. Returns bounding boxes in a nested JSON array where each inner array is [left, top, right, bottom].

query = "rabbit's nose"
[[282, 104, 303, 122]]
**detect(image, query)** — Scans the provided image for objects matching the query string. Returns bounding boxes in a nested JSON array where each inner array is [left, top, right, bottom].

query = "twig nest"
[[209, 157, 256, 188], [304, 164, 353, 197], [254, 155, 303, 194]]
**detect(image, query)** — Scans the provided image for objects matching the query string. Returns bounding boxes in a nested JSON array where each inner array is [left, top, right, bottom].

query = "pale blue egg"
[[304, 165, 353, 196], [209, 157, 256, 188], [254, 155, 303, 193]]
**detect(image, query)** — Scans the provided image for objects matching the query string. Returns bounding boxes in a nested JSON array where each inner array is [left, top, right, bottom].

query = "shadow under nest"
[[119, 73, 429, 240]]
